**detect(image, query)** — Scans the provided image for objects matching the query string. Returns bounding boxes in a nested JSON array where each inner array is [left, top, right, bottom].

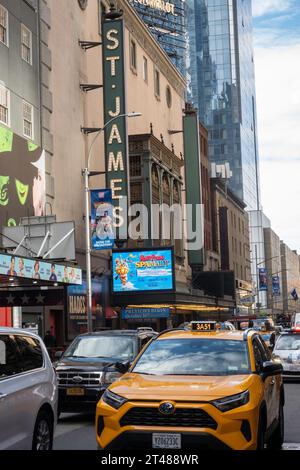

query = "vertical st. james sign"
[[102, 13, 129, 241]]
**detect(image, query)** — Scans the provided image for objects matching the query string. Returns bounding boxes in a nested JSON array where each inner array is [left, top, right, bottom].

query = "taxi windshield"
[[132, 338, 250, 376]]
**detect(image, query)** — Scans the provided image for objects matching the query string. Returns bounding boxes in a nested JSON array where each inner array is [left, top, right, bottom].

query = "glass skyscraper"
[[186, 0, 261, 211], [130, 0, 186, 77]]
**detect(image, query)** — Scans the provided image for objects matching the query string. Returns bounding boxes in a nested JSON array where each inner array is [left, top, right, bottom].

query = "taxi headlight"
[[103, 371, 122, 385], [102, 389, 127, 409], [211, 390, 249, 412]]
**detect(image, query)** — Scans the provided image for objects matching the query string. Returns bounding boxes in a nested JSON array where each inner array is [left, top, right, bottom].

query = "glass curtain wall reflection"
[[186, 0, 261, 211], [129, 0, 187, 77]]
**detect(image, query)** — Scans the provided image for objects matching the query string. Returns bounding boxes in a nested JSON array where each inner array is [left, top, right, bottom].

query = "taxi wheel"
[[267, 402, 284, 450], [256, 413, 266, 450]]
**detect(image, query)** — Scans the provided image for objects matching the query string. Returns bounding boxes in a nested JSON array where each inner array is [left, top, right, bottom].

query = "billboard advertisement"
[[0, 253, 82, 285], [112, 247, 175, 293], [90, 189, 114, 250], [259, 268, 268, 291], [0, 125, 46, 228]]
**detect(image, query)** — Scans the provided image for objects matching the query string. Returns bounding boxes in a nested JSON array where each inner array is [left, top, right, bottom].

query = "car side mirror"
[[54, 351, 63, 360], [261, 361, 283, 380], [115, 361, 130, 374]]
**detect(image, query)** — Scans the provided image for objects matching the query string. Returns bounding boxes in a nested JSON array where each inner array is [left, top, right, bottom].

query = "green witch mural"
[[0, 125, 46, 228]]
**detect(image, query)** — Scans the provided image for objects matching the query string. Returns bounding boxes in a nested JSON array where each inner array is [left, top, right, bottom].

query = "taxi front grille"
[[120, 407, 217, 429]]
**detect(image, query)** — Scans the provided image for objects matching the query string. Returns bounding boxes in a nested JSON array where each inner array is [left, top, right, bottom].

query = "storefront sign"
[[259, 268, 268, 291], [67, 276, 105, 339], [102, 15, 128, 240], [112, 247, 175, 293], [0, 253, 82, 284], [130, 0, 175, 15], [90, 189, 114, 250], [122, 307, 170, 319]]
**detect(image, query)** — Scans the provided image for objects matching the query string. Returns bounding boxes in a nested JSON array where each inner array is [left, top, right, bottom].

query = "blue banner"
[[112, 248, 174, 293], [121, 307, 170, 320], [259, 268, 268, 291], [90, 189, 114, 250], [272, 275, 280, 297]]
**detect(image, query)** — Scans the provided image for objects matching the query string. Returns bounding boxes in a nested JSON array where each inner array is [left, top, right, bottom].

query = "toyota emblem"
[[159, 402, 175, 415]]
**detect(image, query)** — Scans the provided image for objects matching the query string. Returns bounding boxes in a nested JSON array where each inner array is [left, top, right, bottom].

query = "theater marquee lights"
[[130, 0, 175, 15], [102, 14, 129, 239]]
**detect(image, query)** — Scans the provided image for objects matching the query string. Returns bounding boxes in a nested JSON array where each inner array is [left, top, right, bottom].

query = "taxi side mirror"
[[115, 361, 130, 374], [261, 361, 283, 380]]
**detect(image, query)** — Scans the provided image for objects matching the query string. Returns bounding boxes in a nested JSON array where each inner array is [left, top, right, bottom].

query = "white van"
[[0, 328, 58, 450]]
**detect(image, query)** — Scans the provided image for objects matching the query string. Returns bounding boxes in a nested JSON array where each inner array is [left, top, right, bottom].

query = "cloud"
[[260, 161, 300, 251], [253, 4, 300, 250], [255, 42, 300, 161], [252, 0, 292, 17]]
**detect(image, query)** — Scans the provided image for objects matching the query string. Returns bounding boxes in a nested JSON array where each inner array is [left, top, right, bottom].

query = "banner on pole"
[[90, 189, 114, 250], [259, 268, 268, 291], [272, 275, 280, 297]]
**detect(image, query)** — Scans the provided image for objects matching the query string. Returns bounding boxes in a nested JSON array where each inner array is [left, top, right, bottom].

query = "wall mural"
[[0, 125, 46, 228]]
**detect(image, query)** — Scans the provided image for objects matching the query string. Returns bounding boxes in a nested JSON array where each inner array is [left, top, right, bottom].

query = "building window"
[[0, 85, 9, 126], [130, 39, 137, 72], [154, 68, 160, 98], [0, 4, 8, 46], [21, 24, 32, 64], [143, 56, 148, 82], [166, 85, 172, 108], [130, 155, 142, 177], [23, 101, 34, 139]]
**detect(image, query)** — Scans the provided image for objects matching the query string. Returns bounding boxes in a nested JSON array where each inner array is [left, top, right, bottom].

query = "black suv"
[[55, 328, 157, 415]]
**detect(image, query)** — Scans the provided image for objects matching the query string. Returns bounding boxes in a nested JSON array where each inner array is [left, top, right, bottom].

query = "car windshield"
[[275, 335, 300, 351], [132, 338, 250, 376], [64, 336, 136, 360]]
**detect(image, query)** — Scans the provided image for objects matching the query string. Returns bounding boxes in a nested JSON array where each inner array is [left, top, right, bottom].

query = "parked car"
[[0, 327, 58, 450], [55, 328, 157, 415]]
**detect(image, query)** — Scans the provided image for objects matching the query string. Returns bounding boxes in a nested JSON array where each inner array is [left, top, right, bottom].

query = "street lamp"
[[83, 112, 142, 333]]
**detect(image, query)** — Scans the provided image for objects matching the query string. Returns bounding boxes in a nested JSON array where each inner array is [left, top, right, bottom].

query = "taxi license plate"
[[152, 433, 181, 449], [66, 387, 85, 396]]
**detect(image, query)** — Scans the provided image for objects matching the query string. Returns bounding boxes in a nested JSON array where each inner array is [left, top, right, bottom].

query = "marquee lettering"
[[108, 151, 124, 172], [106, 29, 119, 49]]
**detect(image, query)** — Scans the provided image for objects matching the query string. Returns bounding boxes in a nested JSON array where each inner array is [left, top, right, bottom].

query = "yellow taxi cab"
[[95, 321, 284, 451]]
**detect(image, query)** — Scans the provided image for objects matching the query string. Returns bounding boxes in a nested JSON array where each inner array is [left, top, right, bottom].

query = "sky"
[[252, 0, 300, 251]]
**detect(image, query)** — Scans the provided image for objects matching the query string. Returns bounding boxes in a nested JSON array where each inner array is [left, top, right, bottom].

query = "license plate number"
[[152, 433, 181, 449], [66, 387, 85, 396]]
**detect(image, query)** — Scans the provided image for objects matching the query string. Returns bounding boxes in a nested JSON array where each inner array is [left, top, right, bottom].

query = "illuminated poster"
[[0, 125, 46, 228], [112, 248, 174, 293], [90, 189, 114, 250]]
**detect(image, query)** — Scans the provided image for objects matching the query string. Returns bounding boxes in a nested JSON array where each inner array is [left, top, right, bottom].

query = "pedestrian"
[[44, 328, 56, 348]]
